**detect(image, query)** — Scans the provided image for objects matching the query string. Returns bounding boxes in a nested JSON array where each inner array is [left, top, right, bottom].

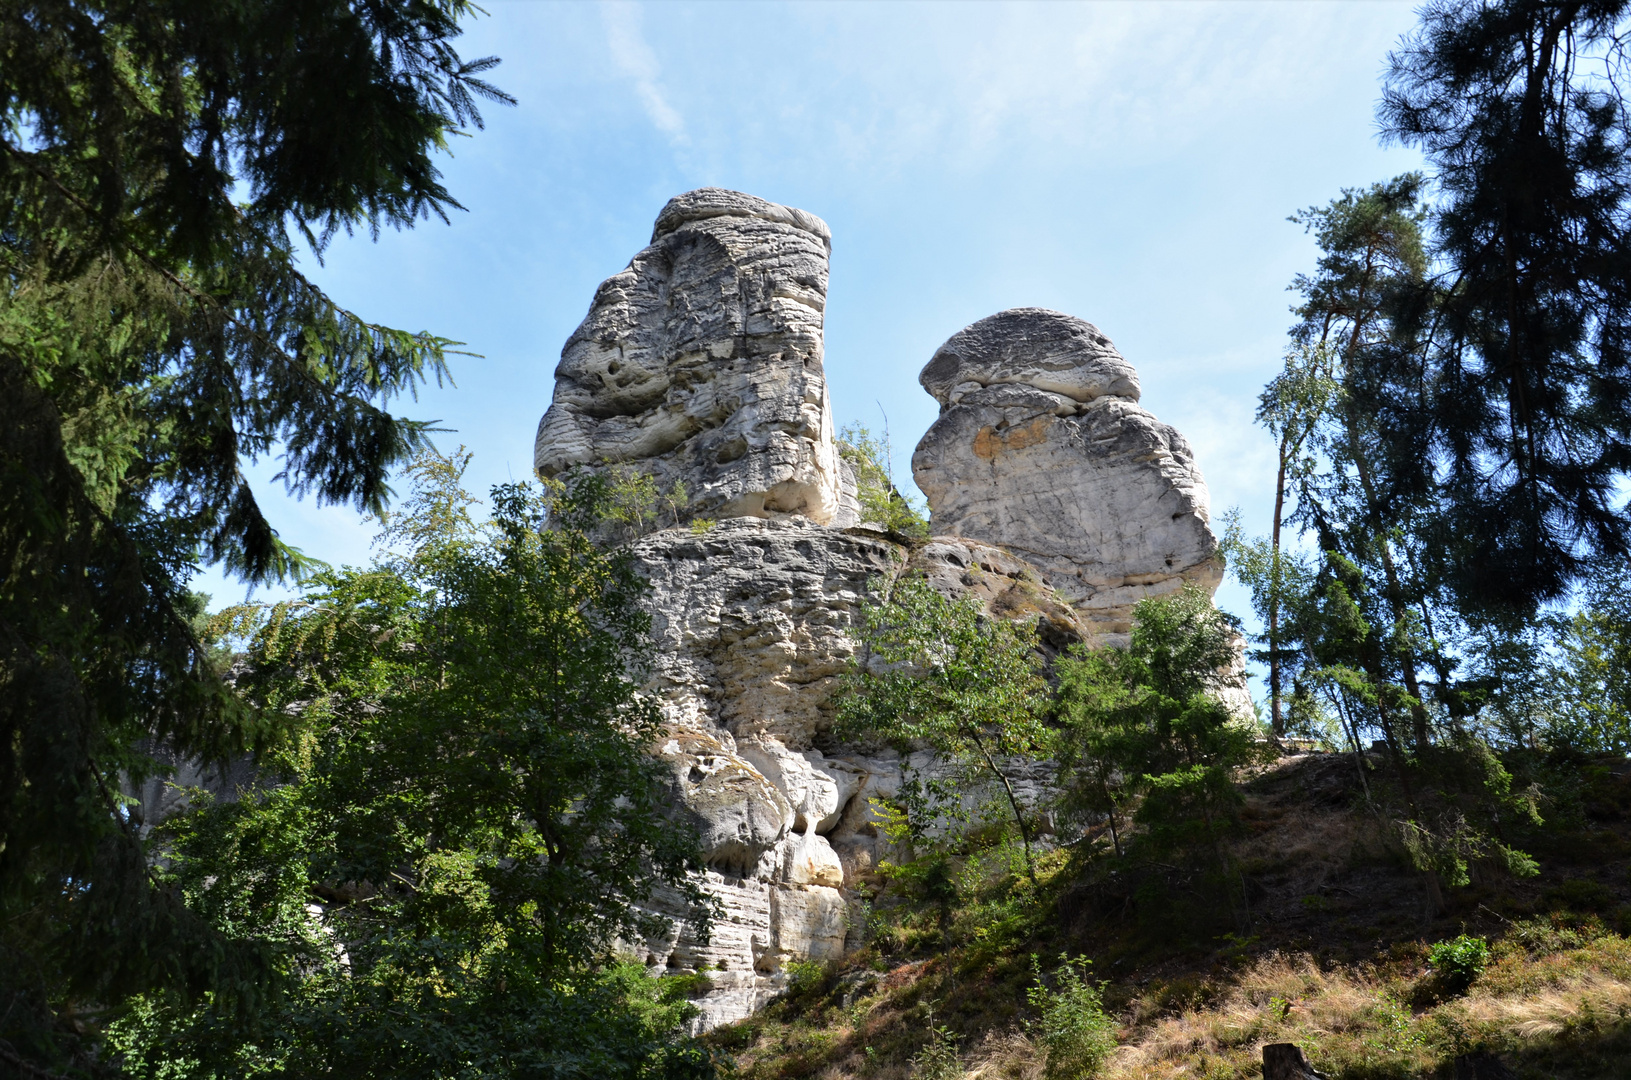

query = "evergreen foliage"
[[1053, 586, 1263, 865], [1377, 0, 1631, 612], [107, 451, 718, 1079], [0, 2, 509, 1069]]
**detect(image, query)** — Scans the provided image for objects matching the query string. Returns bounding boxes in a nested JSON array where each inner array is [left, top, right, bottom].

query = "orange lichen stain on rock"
[[972, 416, 1052, 460]]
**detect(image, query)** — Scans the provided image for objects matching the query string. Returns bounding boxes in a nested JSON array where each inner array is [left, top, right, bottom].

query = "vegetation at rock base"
[[1053, 585, 1267, 871], [726, 5, 1631, 1076], [108, 450, 720, 1079], [707, 747, 1631, 1080], [837, 574, 1052, 880]]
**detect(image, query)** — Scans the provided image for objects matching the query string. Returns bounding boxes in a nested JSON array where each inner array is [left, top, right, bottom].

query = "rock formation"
[[620, 519, 1068, 1028], [912, 307, 1220, 644], [531, 191, 1233, 1029], [533, 188, 846, 525]]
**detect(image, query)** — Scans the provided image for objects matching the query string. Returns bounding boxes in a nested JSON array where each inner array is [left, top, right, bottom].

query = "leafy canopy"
[[111, 451, 718, 1080], [1054, 585, 1262, 860], [836, 575, 1050, 876]]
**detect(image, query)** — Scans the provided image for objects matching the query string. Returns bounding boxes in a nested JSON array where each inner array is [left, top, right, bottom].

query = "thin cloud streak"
[[600, 1, 686, 142]]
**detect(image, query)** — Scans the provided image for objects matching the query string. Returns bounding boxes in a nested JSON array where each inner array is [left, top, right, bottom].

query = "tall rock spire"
[[534, 188, 844, 524]]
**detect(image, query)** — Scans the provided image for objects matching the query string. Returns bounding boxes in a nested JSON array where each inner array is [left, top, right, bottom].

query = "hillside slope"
[[707, 751, 1631, 1079]]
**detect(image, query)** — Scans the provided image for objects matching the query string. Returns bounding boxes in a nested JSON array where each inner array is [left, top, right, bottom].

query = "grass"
[[706, 752, 1631, 1079]]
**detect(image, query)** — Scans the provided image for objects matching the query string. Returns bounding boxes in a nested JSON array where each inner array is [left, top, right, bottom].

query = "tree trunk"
[[1262, 1043, 1326, 1080], [971, 735, 1034, 881], [1269, 442, 1288, 736], [1100, 772, 1123, 857]]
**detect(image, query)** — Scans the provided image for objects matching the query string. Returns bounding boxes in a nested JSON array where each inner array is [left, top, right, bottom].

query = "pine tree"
[[1377, 0, 1631, 612]]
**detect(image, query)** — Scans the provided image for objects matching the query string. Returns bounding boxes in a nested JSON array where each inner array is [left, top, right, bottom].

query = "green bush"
[[783, 959, 826, 997], [1427, 934, 1490, 994], [1027, 955, 1118, 1079]]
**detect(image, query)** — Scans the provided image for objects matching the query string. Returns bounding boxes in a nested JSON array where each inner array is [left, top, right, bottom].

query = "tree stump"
[[1262, 1043, 1326, 1079], [1453, 1051, 1517, 1080]]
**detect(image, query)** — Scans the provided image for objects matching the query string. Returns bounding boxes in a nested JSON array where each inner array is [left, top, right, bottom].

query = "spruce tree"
[[0, 3, 510, 1070]]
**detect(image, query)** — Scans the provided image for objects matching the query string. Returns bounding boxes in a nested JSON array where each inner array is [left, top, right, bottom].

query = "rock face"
[[621, 517, 1074, 1029], [533, 188, 844, 525], [912, 308, 1221, 644], [530, 193, 1235, 1030]]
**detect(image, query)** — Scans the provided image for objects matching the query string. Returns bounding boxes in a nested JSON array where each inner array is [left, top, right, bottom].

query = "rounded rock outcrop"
[[912, 309, 1220, 643], [530, 194, 1243, 1031], [533, 188, 843, 524], [919, 308, 1141, 408]]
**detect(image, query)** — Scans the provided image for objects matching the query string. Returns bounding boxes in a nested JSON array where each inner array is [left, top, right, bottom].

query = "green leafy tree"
[[1249, 173, 1551, 911], [1244, 342, 1339, 735], [109, 451, 718, 1079], [836, 575, 1050, 879], [838, 422, 930, 538], [1285, 175, 1440, 754], [1545, 559, 1631, 754], [1053, 585, 1262, 865], [1, 2, 510, 1070]]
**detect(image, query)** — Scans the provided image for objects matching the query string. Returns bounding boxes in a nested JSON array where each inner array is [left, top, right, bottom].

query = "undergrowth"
[[708, 753, 1631, 1079]]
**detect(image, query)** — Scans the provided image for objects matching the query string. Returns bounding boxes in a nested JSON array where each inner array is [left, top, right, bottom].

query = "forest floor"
[[703, 750, 1631, 1079]]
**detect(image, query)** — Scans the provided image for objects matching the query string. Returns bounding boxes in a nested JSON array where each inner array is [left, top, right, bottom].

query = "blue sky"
[[200, 0, 1427, 677]]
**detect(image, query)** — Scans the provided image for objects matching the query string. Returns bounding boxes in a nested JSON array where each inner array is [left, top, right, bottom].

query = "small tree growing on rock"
[[838, 422, 930, 538], [836, 575, 1051, 880]]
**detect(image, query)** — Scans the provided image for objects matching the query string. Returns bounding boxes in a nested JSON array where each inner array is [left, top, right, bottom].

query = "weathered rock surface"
[[533, 189, 844, 524], [912, 308, 1221, 643], [529, 196, 1242, 1031], [621, 518, 1076, 1028]]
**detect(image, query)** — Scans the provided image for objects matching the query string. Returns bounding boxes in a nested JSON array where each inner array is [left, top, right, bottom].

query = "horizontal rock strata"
[[624, 518, 1072, 1029], [530, 195, 1239, 1030], [912, 307, 1221, 644], [533, 188, 843, 524]]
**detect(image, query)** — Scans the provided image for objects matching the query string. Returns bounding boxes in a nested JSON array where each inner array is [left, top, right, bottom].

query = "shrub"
[[1427, 934, 1490, 994], [1027, 954, 1118, 1079], [783, 959, 826, 997], [837, 422, 930, 538]]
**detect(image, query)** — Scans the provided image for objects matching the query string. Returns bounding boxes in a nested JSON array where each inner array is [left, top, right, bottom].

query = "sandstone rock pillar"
[[534, 188, 844, 524], [911, 307, 1221, 644]]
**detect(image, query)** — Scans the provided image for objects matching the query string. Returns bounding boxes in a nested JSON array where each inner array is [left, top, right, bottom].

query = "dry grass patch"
[[942, 939, 1631, 1080]]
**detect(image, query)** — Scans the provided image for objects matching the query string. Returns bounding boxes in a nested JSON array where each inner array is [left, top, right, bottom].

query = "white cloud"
[[600, 1, 686, 142]]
